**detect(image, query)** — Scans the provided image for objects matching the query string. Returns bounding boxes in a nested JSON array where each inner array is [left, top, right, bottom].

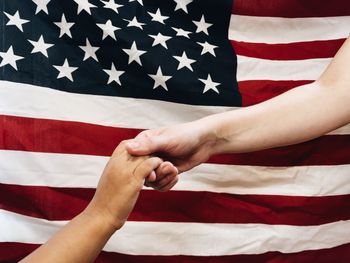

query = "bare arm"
[[20, 208, 116, 263], [20, 142, 165, 263], [208, 37, 350, 153], [127, 38, 350, 191]]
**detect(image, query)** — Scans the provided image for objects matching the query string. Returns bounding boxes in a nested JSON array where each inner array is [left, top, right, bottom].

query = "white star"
[[199, 74, 220, 94], [174, 0, 193, 13], [172, 27, 191, 38], [149, 67, 172, 91], [97, 20, 120, 40], [148, 9, 169, 24], [102, 0, 123, 13], [198, 41, 217, 56], [122, 41, 146, 65], [103, 63, 124, 85], [149, 33, 172, 49], [193, 15, 212, 35], [0, 46, 24, 70], [4, 11, 29, 32], [32, 0, 51, 14], [73, 0, 97, 15], [79, 39, 99, 61], [54, 14, 74, 38], [28, 35, 54, 58], [129, 0, 143, 5], [124, 17, 145, 29], [173, 51, 195, 71], [53, 59, 78, 81]]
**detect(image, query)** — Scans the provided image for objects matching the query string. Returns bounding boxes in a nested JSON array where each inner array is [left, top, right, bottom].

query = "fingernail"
[[128, 141, 139, 149]]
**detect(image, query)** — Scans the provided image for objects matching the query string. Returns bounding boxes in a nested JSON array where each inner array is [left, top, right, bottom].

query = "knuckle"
[[119, 140, 128, 147], [137, 130, 151, 139]]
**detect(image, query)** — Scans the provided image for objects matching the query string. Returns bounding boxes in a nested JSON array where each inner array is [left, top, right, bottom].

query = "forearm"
[[20, 143, 162, 262], [20, 204, 117, 263], [202, 38, 350, 154], [205, 81, 347, 153]]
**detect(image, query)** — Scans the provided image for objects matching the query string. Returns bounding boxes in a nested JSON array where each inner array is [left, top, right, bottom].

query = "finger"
[[144, 166, 166, 187], [156, 163, 179, 191], [146, 171, 157, 182], [126, 130, 166, 156], [147, 171, 178, 191], [111, 139, 131, 157], [155, 162, 172, 180], [145, 161, 175, 184], [134, 157, 162, 181], [161, 161, 178, 177], [157, 176, 179, 192]]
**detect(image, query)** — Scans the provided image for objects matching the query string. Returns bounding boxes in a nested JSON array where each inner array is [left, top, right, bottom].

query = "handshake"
[[21, 126, 200, 262], [91, 120, 220, 229], [20, 138, 182, 263], [22, 36, 350, 261], [89, 139, 179, 230]]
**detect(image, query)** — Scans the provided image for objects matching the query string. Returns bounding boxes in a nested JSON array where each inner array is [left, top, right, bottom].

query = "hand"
[[126, 121, 216, 191], [86, 140, 164, 230], [20, 141, 167, 263]]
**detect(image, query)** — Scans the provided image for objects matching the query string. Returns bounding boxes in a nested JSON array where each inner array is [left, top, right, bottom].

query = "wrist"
[[197, 110, 244, 155], [194, 115, 225, 156], [83, 201, 124, 234]]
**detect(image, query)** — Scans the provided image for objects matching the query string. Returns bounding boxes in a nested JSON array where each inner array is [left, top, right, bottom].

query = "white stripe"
[[237, 55, 330, 81], [178, 163, 350, 196], [0, 80, 234, 129], [229, 15, 350, 44], [0, 80, 348, 134], [1, 209, 350, 255], [328, 124, 350, 135], [1, 150, 350, 196]]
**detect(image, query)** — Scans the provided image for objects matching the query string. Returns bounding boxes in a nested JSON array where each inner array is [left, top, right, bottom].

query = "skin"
[[20, 141, 176, 263], [127, 37, 350, 191], [19, 36, 350, 262]]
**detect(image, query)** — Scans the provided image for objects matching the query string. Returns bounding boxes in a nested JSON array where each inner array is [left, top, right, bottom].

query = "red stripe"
[[231, 39, 345, 60], [0, 114, 141, 157], [232, 0, 350, 17], [1, 183, 350, 226], [1, 115, 349, 166], [238, 80, 313, 106], [1, 242, 350, 263]]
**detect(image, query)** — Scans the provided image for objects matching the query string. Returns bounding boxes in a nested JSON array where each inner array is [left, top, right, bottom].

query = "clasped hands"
[[91, 121, 212, 229]]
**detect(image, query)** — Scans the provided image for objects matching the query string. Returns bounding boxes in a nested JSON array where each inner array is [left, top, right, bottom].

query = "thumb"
[[134, 157, 162, 181], [126, 131, 166, 156]]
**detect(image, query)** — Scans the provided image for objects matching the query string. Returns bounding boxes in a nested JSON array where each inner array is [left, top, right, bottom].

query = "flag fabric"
[[0, 0, 350, 262]]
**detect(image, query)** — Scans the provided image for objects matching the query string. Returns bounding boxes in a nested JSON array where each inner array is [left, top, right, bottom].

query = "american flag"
[[1, 0, 350, 262]]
